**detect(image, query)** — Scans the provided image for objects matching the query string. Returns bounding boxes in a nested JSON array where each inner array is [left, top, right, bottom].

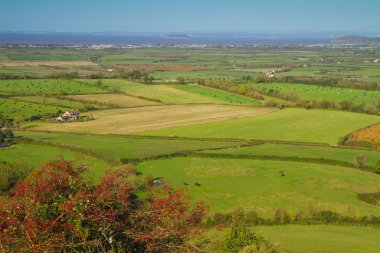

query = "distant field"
[[0, 79, 105, 95], [254, 225, 380, 253], [24, 105, 275, 135], [201, 143, 380, 167], [247, 83, 380, 105], [12, 96, 106, 110], [68, 93, 159, 107], [139, 108, 380, 145], [136, 157, 380, 215], [15, 131, 243, 161], [170, 84, 261, 105], [79, 79, 261, 104], [0, 143, 110, 181], [0, 98, 64, 119]]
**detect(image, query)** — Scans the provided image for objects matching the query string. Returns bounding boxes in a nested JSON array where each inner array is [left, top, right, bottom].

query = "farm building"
[[56, 111, 80, 122]]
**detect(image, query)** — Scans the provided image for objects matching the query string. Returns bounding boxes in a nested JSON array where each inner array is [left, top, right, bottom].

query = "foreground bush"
[[0, 160, 207, 252]]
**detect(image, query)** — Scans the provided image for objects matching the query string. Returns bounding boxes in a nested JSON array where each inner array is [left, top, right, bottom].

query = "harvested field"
[[26, 105, 276, 135]]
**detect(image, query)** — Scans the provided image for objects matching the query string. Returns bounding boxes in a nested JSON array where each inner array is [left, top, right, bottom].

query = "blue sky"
[[1, 0, 380, 32]]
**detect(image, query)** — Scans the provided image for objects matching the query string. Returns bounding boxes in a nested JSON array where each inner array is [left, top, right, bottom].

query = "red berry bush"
[[0, 160, 207, 252]]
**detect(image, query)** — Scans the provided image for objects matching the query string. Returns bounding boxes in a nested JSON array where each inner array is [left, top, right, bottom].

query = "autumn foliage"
[[345, 123, 380, 149], [0, 160, 207, 252]]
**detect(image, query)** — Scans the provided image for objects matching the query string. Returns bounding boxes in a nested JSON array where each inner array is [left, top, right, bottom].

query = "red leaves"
[[0, 160, 207, 252]]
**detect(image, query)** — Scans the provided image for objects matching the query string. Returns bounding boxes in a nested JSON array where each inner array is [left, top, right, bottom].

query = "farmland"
[[1, 45, 380, 252], [247, 82, 380, 105], [23, 105, 276, 135], [137, 108, 379, 145], [136, 157, 380, 215], [0, 79, 105, 95]]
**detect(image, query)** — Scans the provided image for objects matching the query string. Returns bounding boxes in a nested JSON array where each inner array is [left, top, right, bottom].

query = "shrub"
[[0, 160, 207, 252]]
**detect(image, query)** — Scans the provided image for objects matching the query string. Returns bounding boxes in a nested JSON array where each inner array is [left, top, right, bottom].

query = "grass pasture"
[[11, 96, 107, 110], [0, 143, 110, 181], [136, 157, 380, 216], [15, 131, 244, 162], [247, 83, 380, 105], [254, 225, 380, 253], [0, 79, 105, 95], [0, 98, 64, 119], [24, 105, 276, 135], [170, 84, 261, 105], [139, 108, 380, 145], [201, 143, 380, 167], [68, 93, 159, 108], [79, 79, 261, 104]]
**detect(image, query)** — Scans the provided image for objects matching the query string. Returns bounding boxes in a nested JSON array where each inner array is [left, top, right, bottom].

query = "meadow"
[[0, 143, 110, 181], [68, 93, 159, 107], [0, 97, 64, 119], [79, 79, 262, 104], [136, 157, 380, 216], [14, 131, 244, 162], [247, 82, 380, 105], [201, 143, 380, 167], [0, 79, 105, 95], [137, 108, 379, 145]]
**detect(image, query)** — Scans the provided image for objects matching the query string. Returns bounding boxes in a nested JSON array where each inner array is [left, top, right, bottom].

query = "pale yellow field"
[[68, 94, 159, 107], [28, 105, 276, 135]]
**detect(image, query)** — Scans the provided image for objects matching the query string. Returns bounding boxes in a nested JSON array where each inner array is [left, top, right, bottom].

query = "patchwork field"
[[138, 108, 380, 145], [136, 157, 380, 215], [24, 105, 276, 134]]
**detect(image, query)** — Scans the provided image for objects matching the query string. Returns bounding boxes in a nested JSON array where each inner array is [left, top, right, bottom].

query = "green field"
[[12, 96, 107, 110], [0, 79, 105, 95], [254, 225, 380, 253], [201, 143, 380, 167], [247, 82, 379, 105], [136, 157, 380, 216], [15, 131, 243, 162], [138, 108, 380, 145], [170, 84, 261, 105], [80, 79, 261, 104], [0, 98, 64, 119], [0, 143, 110, 181]]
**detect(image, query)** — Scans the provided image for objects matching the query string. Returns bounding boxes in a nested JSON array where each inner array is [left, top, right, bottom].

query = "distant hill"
[[334, 35, 380, 45]]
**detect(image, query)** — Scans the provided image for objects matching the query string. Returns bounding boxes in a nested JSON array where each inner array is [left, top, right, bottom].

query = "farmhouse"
[[266, 70, 276, 78], [56, 111, 80, 122]]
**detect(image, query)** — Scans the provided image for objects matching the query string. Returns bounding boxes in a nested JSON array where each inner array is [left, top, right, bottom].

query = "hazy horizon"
[[1, 0, 380, 33]]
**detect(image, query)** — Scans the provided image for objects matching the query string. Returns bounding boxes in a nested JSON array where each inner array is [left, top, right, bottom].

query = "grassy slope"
[[136, 157, 380, 216], [15, 131, 244, 161], [254, 225, 380, 253], [138, 108, 380, 145], [201, 143, 380, 166], [0, 143, 110, 182]]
